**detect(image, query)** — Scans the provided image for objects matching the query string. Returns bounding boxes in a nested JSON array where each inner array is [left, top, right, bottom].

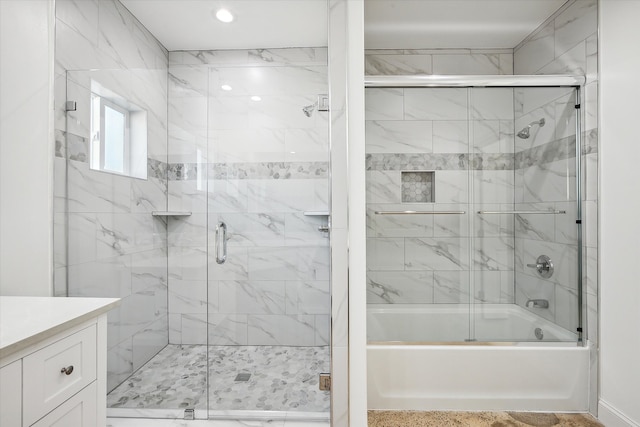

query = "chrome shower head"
[[517, 118, 545, 139], [302, 103, 316, 117]]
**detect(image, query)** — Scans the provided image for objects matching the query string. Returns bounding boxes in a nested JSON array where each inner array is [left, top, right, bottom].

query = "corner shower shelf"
[[151, 211, 192, 217], [304, 211, 329, 216]]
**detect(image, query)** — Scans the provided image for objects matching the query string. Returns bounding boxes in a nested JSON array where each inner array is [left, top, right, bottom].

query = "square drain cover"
[[235, 373, 251, 382]]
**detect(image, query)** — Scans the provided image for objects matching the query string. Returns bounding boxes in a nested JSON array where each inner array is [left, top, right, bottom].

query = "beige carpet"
[[368, 411, 605, 427]]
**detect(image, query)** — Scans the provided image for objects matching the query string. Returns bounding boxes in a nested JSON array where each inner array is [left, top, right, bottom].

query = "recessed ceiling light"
[[221, 84, 232, 91], [215, 8, 234, 23], [251, 96, 262, 102]]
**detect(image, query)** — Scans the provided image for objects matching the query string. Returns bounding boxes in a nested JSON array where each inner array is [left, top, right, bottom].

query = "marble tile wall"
[[53, 0, 169, 392], [514, 0, 597, 344], [167, 48, 330, 347], [365, 86, 516, 307]]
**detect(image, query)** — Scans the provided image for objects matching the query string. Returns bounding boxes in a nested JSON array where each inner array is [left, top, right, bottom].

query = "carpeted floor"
[[368, 411, 605, 427]]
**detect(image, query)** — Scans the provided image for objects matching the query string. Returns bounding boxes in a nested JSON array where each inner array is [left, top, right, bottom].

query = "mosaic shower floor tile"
[[107, 345, 330, 413]]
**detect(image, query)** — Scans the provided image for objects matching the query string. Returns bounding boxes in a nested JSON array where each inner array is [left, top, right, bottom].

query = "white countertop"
[[0, 296, 120, 359]]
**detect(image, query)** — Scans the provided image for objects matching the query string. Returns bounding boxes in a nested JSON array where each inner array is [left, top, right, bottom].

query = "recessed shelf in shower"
[[401, 171, 435, 203]]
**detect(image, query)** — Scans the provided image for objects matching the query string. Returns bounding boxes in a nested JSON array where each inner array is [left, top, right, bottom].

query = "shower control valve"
[[527, 254, 554, 279]]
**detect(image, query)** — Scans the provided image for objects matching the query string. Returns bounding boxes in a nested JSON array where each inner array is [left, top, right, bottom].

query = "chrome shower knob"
[[526, 255, 554, 279]]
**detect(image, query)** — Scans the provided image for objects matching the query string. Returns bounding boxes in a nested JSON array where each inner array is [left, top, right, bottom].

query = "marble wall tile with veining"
[[247, 246, 329, 281], [168, 313, 182, 344], [515, 87, 573, 117], [68, 254, 132, 298], [247, 315, 315, 346], [65, 79, 91, 139], [471, 120, 501, 153], [207, 245, 250, 280], [366, 171, 401, 203], [584, 82, 597, 131], [67, 160, 132, 213], [131, 248, 167, 292], [474, 270, 515, 304], [432, 120, 469, 153], [212, 212, 285, 247], [434, 170, 468, 203], [514, 20, 555, 75], [248, 47, 327, 67], [168, 246, 208, 281], [522, 158, 576, 204], [366, 238, 405, 271], [131, 176, 167, 213], [107, 338, 133, 392], [365, 54, 432, 75], [247, 94, 327, 130], [404, 88, 467, 121], [473, 203, 515, 238], [405, 237, 470, 271], [208, 314, 248, 345], [210, 66, 327, 97], [586, 33, 598, 85], [67, 212, 98, 265], [514, 272, 556, 323], [367, 203, 434, 238], [365, 120, 433, 154], [433, 270, 470, 303], [169, 65, 209, 98], [181, 314, 208, 345], [284, 213, 330, 246], [246, 179, 318, 213], [167, 213, 208, 248], [284, 128, 329, 163], [513, 202, 556, 242], [285, 281, 330, 314], [168, 279, 209, 314], [365, 88, 404, 120], [315, 314, 330, 346], [208, 179, 249, 213], [219, 280, 286, 314], [473, 170, 515, 204], [132, 316, 168, 371], [55, 18, 116, 71], [53, 214, 67, 269], [432, 53, 507, 75], [96, 213, 164, 258], [168, 180, 208, 213], [555, 92, 577, 140], [554, 0, 597, 58], [366, 271, 434, 304], [473, 236, 515, 271], [169, 96, 209, 136], [554, 201, 578, 245], [515, 136, 575, 170], [171, 50, 249, 66], [433, 203, 470, 237], [212, 128, 285, 163], [539, 41, 586, 76], [56, 0, 99, 46], [470, 88, 514, 121]]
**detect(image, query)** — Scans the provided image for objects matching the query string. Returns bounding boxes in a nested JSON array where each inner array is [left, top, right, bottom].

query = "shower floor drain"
[[234, 373, 251, 382]]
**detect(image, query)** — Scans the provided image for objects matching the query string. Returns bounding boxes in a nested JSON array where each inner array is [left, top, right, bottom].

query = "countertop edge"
[[0, 298, 120, 361]]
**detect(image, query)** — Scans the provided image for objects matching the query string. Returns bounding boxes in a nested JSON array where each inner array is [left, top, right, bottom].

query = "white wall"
[[598, 1, 640, 426], [0, 0, 54, 296]]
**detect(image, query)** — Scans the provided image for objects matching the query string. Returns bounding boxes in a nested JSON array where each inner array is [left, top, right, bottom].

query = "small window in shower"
[[401, 171, 434, 203], [90, 81, 147, 179]]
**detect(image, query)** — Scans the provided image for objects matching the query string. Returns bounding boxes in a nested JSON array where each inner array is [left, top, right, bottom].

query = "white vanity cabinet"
[[0, 297, 119, 427]]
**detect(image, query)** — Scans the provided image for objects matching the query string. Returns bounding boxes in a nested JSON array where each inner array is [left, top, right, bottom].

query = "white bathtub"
[[367, 304, 590, 411]]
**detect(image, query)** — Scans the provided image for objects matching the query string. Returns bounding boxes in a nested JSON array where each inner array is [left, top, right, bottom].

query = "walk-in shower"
[[364, 74, 588, 411]]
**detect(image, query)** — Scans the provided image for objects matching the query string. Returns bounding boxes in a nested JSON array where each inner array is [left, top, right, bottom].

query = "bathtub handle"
[[215, 222, 227, 264], [526, 255, 553, 278]]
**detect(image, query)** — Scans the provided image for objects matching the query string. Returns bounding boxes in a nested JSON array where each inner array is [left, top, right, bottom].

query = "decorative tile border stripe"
[[167, 162, 329, 181], [366, 153, 514, 171]]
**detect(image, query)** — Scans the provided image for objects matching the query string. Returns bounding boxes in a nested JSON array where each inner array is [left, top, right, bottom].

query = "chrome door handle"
[[216, 222, 227, 264]]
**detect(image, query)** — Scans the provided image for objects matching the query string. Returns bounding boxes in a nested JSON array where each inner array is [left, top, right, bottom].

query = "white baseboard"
[[598, 400, 640, 427]]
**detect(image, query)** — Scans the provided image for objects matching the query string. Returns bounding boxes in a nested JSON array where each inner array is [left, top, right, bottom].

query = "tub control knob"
[[527, 255, 553, 279]]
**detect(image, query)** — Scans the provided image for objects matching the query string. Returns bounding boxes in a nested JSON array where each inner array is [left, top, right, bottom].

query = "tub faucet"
[[526, 299, 549, 309]]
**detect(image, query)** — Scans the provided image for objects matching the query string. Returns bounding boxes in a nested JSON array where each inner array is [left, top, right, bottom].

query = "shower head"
[[302, 102, 317, 117], [517, 118, 546, 139]]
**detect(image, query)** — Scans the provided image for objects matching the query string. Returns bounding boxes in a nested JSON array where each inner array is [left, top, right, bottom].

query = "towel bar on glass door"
[[476, 210, 566, 214], [374, 211, 466, 215]]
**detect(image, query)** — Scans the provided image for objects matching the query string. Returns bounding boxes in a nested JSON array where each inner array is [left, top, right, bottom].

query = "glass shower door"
[[471, 86, 582, 343], [204, 50, 331, 416]]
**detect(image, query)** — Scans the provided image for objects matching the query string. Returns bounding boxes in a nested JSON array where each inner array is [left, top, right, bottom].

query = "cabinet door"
[[31, 382, 97, 427], [0, 360, 21, 427]]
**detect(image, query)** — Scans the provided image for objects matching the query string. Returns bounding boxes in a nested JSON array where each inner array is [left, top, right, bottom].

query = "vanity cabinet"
[[0, 297, 119, 427]]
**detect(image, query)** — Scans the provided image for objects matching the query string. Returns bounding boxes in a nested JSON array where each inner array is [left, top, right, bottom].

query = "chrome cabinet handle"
[[215, 222, 227, 264], [60, 365, 74, 375]]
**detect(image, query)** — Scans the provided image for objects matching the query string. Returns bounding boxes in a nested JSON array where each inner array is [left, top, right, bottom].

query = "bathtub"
[[367, 304, 590, 411]]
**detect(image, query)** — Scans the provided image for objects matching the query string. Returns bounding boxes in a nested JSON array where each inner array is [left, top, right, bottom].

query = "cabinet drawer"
[[23, 325, 97, 426], [31, 381, 97, 427]]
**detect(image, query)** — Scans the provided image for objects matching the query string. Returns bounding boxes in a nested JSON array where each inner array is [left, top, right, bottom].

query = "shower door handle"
[[215, 222, 227, 264]]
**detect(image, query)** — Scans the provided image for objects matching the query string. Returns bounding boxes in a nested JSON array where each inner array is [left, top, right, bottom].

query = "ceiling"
[[365, 0, 568, 49], [120, 0, 568, 51]]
